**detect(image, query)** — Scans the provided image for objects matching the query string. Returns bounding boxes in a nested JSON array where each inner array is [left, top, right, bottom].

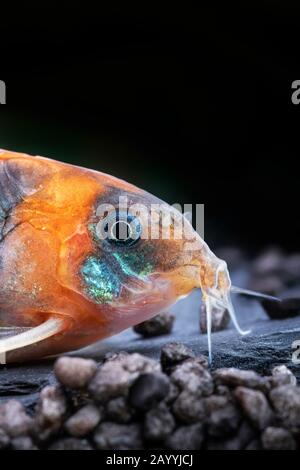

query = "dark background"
[[0, 3, 299, 253]]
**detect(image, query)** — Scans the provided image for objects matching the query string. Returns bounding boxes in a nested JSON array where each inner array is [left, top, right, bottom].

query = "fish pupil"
[[105, 211, 142, 246]]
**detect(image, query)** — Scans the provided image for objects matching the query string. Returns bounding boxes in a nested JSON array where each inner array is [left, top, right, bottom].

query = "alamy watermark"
[[0, 80, 6, 104], [292, 340, 300, 364], [95, 197, 204, 250]]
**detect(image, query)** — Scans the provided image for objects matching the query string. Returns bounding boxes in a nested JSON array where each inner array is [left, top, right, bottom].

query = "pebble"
[[65, 404, 102, 437], [93, 422, 143, 450], [262, 297, 300, 320], [207, 421, 255, 450], [133, 312, 175, 337], [89, 353, 160, 402], [49, 438, 93, 450], [271, 365, 297, 387], [0, 400, 33, 438], [170, 359, 214, 396], [54, 357, 97, 389], [269, 385, 300, 431], [213, 368, 269, 392], [234, 387, 274, 430], [200, 303, 230, 333], [160, 342, 196, 371], [34, 385, 67, 441], [128, 373, 170, 412], [144, 402, 175, 441], [165, 423, 204, 450], [106, 397, 135, 423], [215, 385, 231, 398], [204, 395, 241, 437], [0, 428, 10, 449], [164, 382, 180, 404], [172, 390, 206, 423], [11, 436, 38, 450], [3, 348, 300, 450], [268, 373, 295, 389], [262, 426, 296, 450]]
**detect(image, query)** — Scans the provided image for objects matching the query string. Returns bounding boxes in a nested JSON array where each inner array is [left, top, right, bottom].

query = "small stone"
[[0, 428, 10, 449], [34, 385, 67, 441], [89, 362, 130, 402], [272, 365, 297, 386], [11, 436, 38, 450], [204, 395, 241, 437], [207, 421, 255, 450], [160, 342, 196, 372], [113, 353, 161, 379], [106, 397, 135, 423], [144, 402, 175, 442], [54, 357, 97, 389], [268, 373, 295, 389], [262, 297, 300, 320], [164, 382, 180, 404], [215, 385, 231, 398], [65, 404, 102, 437], [166, 423, 204, 450], [262, 427, 296, 450], [94, 422, 143, 450], [269, 385, 300, 431], [0, 400, 33, 437], [213, 368, 269, 392], [172, 390, 205, 423], [200, 303, 230, 333], [133, 312, 175, 338], [170, 359, 213, 396], [103, 351, 129, 363], [129, 373, 170, 412], [234, 387, 274, 430], [88, 353, 160, 402], [49, 438, 93, 450]]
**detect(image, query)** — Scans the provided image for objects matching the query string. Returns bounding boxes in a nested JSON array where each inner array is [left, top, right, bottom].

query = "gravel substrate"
[[0, 343, 299, 450]]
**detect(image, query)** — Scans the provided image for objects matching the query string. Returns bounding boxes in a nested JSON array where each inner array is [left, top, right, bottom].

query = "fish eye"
[[103, 211, 142, 247]]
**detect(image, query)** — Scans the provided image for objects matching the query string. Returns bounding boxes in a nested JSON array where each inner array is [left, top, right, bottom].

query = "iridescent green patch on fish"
[[113, 251, 154, 279], [81, 256, 121, 303]]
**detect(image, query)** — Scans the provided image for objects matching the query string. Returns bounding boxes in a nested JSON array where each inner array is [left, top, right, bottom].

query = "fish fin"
[[0, 326, 32, 340], [0, 317, 64, 358], [231, 285, 279, 301]]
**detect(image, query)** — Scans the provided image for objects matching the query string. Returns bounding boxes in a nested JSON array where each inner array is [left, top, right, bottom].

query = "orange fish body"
[[0, 150, 255, 364], [0, 150, 207, 362]]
